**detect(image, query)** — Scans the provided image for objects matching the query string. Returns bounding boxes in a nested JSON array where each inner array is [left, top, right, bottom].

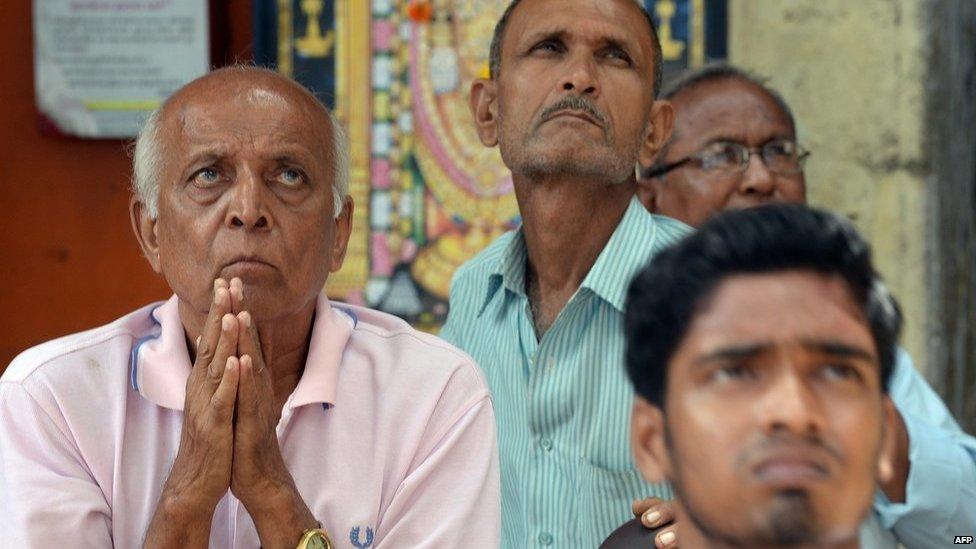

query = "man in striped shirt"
[[441, 0, 687, 546]]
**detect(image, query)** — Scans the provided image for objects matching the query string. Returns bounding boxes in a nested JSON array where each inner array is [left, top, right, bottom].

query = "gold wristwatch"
[[296, 526, 333, 549]]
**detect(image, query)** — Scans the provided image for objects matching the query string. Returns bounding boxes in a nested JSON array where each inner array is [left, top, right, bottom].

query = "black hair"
[[625, 203, 902, 408], [488, 0, 664, 97]]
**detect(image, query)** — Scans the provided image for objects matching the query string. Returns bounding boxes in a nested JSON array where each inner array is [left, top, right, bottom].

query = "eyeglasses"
[[644, 139, 811, 178]]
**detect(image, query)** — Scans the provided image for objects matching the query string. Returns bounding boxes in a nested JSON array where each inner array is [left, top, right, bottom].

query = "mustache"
[[538, 95, 609, 128]]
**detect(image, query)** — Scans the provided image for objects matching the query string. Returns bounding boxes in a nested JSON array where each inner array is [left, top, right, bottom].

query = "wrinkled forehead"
[[506, 0, 656, 57], [670, 79, 795, 145], [158, 73, 332, 154]]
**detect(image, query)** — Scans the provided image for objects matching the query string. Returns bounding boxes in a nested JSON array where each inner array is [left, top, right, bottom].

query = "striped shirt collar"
[[479, 197, 676, 316]]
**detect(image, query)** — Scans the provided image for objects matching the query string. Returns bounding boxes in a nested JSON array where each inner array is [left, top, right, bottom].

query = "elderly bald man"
[[0, 67, 500, 548]]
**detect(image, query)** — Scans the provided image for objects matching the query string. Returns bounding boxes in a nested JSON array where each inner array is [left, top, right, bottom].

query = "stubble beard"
[[497, 112, 639, 185], [664, 425, 821, 548]]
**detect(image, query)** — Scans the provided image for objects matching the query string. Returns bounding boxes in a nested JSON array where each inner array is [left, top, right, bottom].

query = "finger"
[[229, 277, 244, 315], [632, 497, 663, 517], [236, 311, 266, 374], [208, 313, 239, 382], [236, 354, 258, 413], [642, 500, 676, 528], [210, 356, 240, 419], [196, 280, 230, 368], [655, 526, 677, 548]]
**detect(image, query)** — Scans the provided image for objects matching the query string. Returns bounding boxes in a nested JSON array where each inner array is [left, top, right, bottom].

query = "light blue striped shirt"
[[443, 197, 976, 547], [441, 198, 692, 547]]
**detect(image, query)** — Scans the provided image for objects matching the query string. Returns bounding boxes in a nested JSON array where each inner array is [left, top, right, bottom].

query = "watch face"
[[307, 533, 330, 549]]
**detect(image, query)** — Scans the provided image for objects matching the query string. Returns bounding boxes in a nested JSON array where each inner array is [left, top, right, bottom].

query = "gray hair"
[[132, 104, 350, 219], [660, 62, 796, 132], [641, 63, 799, 175]]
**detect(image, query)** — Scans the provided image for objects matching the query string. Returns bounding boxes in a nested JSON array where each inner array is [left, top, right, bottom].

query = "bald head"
[[133, 66, 348, 219]]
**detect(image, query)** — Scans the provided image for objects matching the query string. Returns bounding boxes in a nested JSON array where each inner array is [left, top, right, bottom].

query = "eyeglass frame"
[[642, 139, 812, 179]]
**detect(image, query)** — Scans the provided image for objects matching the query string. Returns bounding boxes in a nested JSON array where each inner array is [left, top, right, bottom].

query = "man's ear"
[[631, 396, 671, 484], [330, 196, 354, 273], [638, 99, 675, 168], [469, 78, 500, 147], [130, 195, 162, 274], [876, 396, 898, 485]]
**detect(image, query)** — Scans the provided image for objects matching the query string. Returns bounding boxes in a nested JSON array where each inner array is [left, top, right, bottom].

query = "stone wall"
[[729, 0, 931, 372]]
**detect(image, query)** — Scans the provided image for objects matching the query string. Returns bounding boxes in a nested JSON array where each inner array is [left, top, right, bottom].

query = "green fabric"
[[442, 198, 692, 547]]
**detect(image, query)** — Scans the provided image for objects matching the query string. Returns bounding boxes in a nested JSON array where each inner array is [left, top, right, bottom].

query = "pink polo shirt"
[[0, 293, 500, 548]]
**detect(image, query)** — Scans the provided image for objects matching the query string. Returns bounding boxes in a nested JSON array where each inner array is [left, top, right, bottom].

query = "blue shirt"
[[871, 350, 976, 547], [443, 197, 976, 547]]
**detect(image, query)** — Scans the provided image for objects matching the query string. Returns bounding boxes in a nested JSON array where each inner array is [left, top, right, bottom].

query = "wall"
[[0, 1, 254, 369], [729, 0, 932, 373], [925, 0, 976, 430]]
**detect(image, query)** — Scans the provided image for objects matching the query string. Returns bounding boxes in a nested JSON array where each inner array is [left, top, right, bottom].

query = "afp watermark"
[[955, 535, 974, 544]]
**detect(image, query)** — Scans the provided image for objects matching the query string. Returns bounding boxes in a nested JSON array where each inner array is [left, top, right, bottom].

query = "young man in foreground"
[[626, 204, 901, 548]]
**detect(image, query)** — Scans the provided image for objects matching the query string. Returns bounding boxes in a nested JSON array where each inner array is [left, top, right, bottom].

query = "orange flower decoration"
[[407, 0, 434, 23]]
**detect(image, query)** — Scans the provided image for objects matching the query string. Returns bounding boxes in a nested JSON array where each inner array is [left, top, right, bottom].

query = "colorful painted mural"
[[254, 0, 727, 329]]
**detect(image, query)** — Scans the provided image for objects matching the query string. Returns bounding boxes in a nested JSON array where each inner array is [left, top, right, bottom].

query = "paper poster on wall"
[[33, 0, 210, 138]]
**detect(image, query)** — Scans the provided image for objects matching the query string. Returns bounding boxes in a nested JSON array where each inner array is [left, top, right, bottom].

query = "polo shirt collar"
[[131, 292, 352, 411]]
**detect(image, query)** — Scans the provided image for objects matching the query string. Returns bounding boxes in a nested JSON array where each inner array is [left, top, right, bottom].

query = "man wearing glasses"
[[634, 63, 976, 548], [636, 65, 807, 226]]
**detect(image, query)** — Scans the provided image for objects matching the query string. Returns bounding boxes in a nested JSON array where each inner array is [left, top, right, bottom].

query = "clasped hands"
[[148, 278, 316, 548]]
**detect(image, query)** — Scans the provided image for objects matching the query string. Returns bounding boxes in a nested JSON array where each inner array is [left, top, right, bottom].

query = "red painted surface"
[[0, 1, 254, 370]]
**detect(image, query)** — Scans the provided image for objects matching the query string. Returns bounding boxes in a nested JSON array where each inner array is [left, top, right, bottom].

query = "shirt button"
[[546, 358, 555, 371], [539, 532, 553, 545], [539, 437, 553, 451]]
